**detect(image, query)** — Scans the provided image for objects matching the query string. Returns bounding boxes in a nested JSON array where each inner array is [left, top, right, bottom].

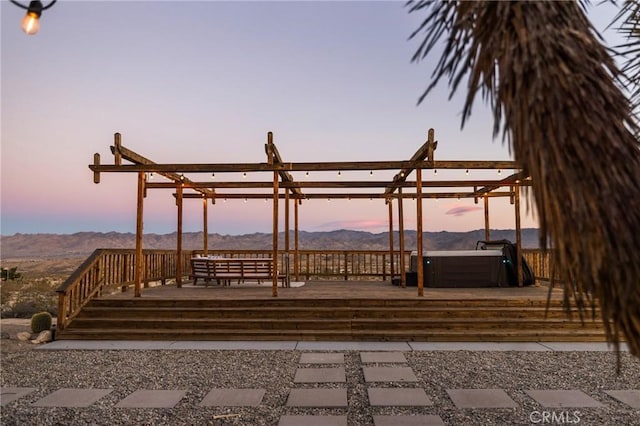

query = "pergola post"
[[203, 197, 208, 256], [484, 194, 490, 241], [294, 199, 300, 282], [268, 132, 279, 297], [398, 188, 406, 288], [285, 189, 290, 282], [514, 185, 523, 286], [387, 198, 394, 280], [134, 171, 145, 297], [176, 182, 183, 288], [416, 168, 424, 297]]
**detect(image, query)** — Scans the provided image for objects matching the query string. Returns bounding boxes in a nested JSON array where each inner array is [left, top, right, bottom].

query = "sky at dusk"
[[1, 1, 625, 236]]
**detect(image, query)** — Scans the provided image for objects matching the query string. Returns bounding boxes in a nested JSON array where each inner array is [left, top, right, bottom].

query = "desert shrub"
[[31, 311, 53, 333], [1, 266, 21, 281], [0, 277, 57, 318]]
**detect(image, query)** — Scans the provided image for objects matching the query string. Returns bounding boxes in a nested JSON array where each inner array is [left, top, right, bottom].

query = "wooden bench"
[[190, 257, 289, 287]]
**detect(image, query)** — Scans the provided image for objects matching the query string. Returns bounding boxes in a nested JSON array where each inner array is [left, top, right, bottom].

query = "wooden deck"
[[56, 280, 609, 342], [102, 279, 565, 301]]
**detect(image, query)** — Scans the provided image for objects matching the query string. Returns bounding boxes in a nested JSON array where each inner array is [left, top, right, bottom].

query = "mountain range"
[[1, 229, 540, 259]]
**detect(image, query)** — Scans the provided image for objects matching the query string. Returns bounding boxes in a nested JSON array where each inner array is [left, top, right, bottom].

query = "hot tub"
[[409, 250, 509, 288]]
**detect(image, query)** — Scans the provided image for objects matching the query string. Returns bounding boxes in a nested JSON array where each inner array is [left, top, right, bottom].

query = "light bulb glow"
[[21, 11, 40, 35]]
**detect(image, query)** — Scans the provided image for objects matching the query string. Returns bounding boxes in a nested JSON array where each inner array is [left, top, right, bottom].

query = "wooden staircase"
[[57, 298, 607, 342]]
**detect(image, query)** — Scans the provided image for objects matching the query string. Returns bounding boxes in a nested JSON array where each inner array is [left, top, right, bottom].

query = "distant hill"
[[0, 229, 540, 259]]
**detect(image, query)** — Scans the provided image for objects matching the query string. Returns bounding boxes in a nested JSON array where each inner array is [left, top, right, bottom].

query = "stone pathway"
[[2, 350, 639, 425]]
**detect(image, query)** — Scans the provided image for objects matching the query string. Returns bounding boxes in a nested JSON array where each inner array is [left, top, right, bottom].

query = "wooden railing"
[[56, 249, 185, 330], [58, 248, 555, 329], [523, 249, 557, 281]]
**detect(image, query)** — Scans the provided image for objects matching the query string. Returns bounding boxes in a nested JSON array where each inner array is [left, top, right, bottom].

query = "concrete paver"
[[363, 366, 418, 383], [294, 367, 346, 383], [409, 342, 552, 352], [368, 387, 432, 406], [373, 415, 446, 426], [360, 352, 407, 363], [115, 389, 186, 408], [0, 387, 37, 406], [295, 342, 411, 351], [604, 390, 640, 408], [199, 388, 266, 407], [286, 388, 348, 407], [32, 388, 113, 407], [525, 390, 604, 408], [539, 342, 628, 352], [278, 415, 348, 426], [299, 353, 345, 364], [446, 389, 519, 408], [38, 340, 630, 352]]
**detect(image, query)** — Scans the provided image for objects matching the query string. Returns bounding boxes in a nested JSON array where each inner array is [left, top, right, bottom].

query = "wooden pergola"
[[90, 129, 532, 298]]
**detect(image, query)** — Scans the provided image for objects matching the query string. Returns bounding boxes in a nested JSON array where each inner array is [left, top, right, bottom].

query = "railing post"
[[161, 255, 167, 285], [57, 292, 67, 330], [344, 251, 348, 281]]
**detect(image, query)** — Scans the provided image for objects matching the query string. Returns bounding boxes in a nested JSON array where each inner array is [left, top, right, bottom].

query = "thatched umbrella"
[[407, 0, 640, 360]]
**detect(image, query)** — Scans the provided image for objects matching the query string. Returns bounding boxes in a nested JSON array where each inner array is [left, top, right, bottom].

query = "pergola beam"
[[147, 179, 532, 190], [90, 160, 519, 174], [177, 191, 515, 199]]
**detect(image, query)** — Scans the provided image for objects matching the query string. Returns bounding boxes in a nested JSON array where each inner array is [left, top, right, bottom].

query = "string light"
[[305, 171, 309, 177], [498, 169, 502, 175], [243, 172, 247, 178], [465, 169, 469, 175], [370, 170, 373, 176], [211, 173, 215, 179], [338, 170, 341, 177], [434, 169, 438, 175], [10, 0, 58, 36]]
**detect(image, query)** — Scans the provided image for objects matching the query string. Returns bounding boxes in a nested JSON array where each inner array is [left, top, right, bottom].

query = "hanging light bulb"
[[498, 169, 502, 175], [148, 172, 154, 180], [11, 1, 58, 36], [465, 169, 469, 175], [305, 171, 309, 177], [211, 173, 215, 179], [434, 169, 438, 175], [243, 172, 247, 179], [338, 170, 341, 177], [370, 170, 373, 176]]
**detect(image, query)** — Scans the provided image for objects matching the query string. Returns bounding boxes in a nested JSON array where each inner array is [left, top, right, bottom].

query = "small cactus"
[[30, 312, 52, 334]]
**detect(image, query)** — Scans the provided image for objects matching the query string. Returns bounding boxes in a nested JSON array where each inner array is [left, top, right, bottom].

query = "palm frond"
[[408, 0, 640, 361], [611, 0, 640, 113]]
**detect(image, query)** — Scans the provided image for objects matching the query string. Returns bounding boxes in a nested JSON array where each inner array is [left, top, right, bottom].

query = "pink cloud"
[[315, 219, 388, 231], [445, 206, 483, 217]]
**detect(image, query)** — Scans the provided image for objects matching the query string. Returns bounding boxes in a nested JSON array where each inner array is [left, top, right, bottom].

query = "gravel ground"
[[1, 321, 639, 425]]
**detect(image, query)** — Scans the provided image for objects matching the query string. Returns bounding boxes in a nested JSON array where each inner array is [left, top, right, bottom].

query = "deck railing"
[[56, 249, 187, 330], [57, 248, 555, 329]]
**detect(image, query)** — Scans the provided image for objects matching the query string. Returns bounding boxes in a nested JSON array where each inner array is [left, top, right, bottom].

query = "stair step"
[[59, 296, 605, 342], [56, 327, 608, 342], [76, 306, 582, 320]]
